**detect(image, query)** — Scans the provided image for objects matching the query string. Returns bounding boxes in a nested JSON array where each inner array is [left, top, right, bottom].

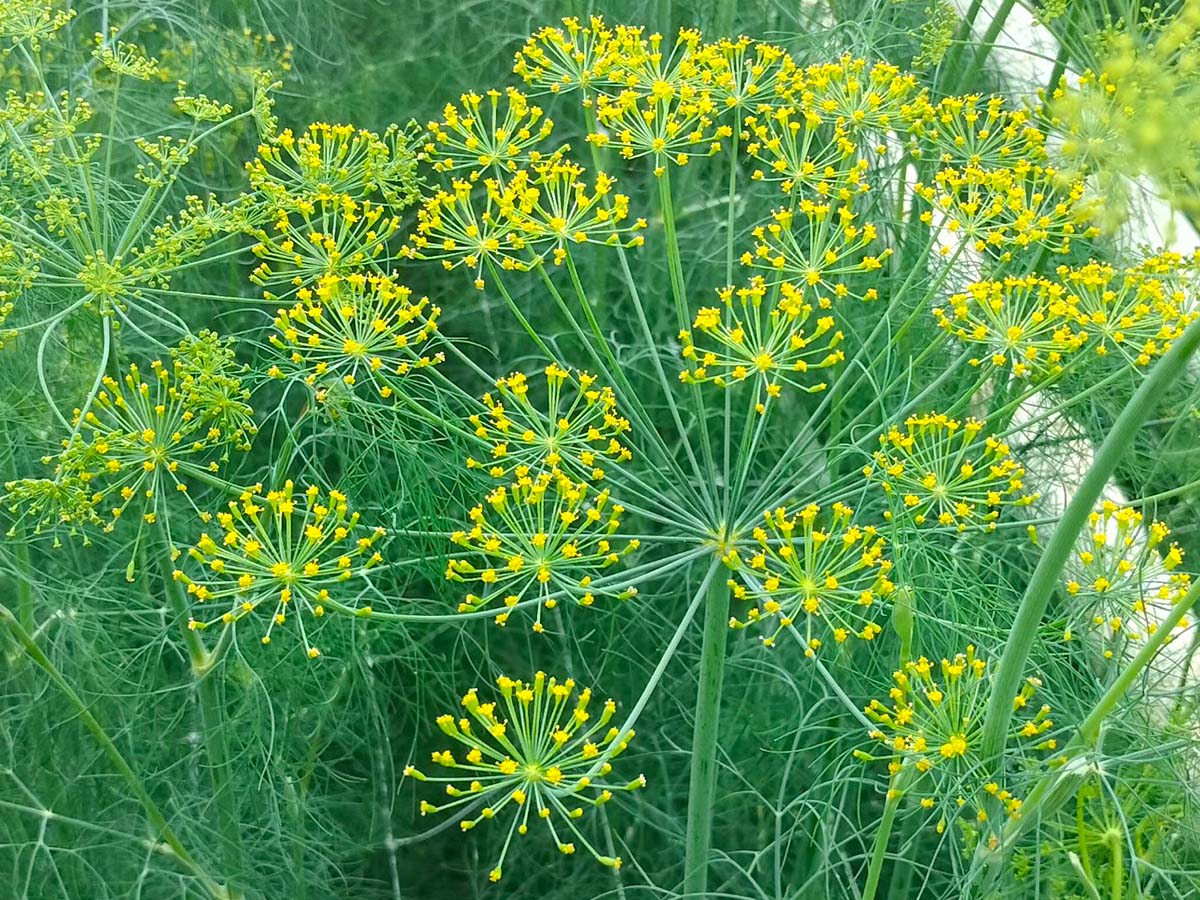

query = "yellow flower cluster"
[[679, 276, 845, 411], [904, 94, 1048, 169], [742, 202, 889, 295], [446, 471, 638, 630], [405, 672, 643, 881], [743, 109, 867, 196], [1061, 501, 1191, 654], [518, 23, 918, 183], [1061, 258, 1199, 367], [32, 339, 254, 530], [424, 87, 558, 177], [0, 235, 35, 343], [0, 0, 74, 51], [587, 27, 720, 174], [702, 36, 788, 112], [742, 56, 918, 193], [248, 196, 400, 301], [403, 162, 645, 287], [266, 272, 443, 404], [248, 121, 419, 209], [177, 481, 385, 657], [505, 161, 646, 262], [244, 122, 418, 300], [466, 365, 632, 481], [864, 414, 1037, 531], [934, 274, 1084, 380], [513, 16, 613, 97], [1048, 1, 1200, 231], [913, 163, 1096, 259], [863, 646, 1053, 825], [726, 502, 895, 651], [936, 254, 1200, 380]]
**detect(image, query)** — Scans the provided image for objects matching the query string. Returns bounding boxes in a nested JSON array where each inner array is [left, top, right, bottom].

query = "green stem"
[[980, 400, 1200, 888], [0, 603, 226, 898], [862, 780, 903, 900], [658, 171, 719, 518], [979, 314, 1200, 769], [682, 573, 731, 897], [1108, 830, 1123, 900], [157, 532, 245, 893], [964, 0, 1019, 87], [486, 259, 557, 361], [722, 124, 738, 519]]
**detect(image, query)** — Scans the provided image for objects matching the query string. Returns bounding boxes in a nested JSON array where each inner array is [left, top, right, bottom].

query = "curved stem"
[[682, 570, 731, 896], [979, 313, 1200, 768]]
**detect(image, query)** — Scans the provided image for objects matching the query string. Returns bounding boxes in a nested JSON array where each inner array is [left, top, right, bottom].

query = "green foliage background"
[[4, 2, 1200, 899]]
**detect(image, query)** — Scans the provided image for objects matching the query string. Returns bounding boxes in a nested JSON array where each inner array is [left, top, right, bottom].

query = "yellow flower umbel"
[[1061, 258, 1199, 368], [466, 365, 632, 481], [445, 471, 638, 630], [587, 26, 720, 174], [502, 161, 646, 262], [740, 56, 918, 194], [0, 234, 36, 342], [267, 272, 443, 404], [864, 414, 1037, 531], [934, 275, 1085, 381], [405, 672, 643, 882], [863, 646, 1053, 823], [784, 56, 919, 149], [402, 176, 530, 289], [248, 121, 419, 210], [700, 36, 788, 114], [247, 197, 401, 301], [1061, 501, 1192, 654], [680, 276, 845, 412], [743, 202, 890, 297], [176, 481, 385, 657], [913, 163, 1096, 259], [513, 16, 614, 99], [743, 106, 867, 197], [0, 0, 75, 50], [904, 94, 1048, 169], [424, 87, 559, 178], [48, 344, 253, 530], [727, 502, 894, 650], [244, 122, 418, 300], [1047, 1, 1200, 232]]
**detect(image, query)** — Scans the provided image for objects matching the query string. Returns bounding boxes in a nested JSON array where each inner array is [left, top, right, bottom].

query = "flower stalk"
[[979, 313, 1200, 768], [157, 527, 245, 891], [682, 571, 731, 896]]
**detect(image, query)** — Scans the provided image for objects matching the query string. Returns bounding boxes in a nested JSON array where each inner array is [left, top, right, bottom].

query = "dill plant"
[[3, 3, 1200, 900]]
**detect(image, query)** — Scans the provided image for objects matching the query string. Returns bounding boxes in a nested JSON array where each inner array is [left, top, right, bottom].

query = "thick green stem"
[[158, 534, 245, 893], [682, 574, 731, 896], [979, 313, 1200, 769], [0, 604, 227, 898], [1108, 831, 1123, 900], [862, 781, 903, 900]]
